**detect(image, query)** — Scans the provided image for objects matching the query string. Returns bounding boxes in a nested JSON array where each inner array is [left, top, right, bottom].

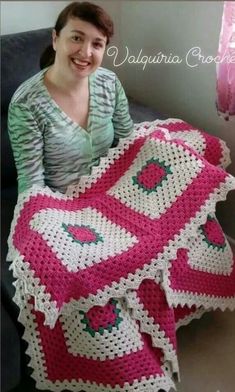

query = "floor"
[[10, 309, 235, 392], [172, 309, 235, 392]]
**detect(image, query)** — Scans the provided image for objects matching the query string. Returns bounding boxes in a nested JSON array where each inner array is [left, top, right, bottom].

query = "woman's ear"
[[52, 29, 57, 51]]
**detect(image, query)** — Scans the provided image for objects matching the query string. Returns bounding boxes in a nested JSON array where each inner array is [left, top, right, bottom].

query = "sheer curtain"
[[216, 1, 235, 120]]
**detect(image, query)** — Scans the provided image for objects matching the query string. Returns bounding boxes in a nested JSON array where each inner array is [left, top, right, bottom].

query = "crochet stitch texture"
[[7, 119, 235, 391]]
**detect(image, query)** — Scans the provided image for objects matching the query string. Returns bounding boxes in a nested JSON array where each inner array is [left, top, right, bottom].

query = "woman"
[[7, 2, 235, 392], [8, 1, 133, 195]]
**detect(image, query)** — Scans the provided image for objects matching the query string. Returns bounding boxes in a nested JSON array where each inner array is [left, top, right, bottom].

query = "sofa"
[[1, 27, 167, 392]]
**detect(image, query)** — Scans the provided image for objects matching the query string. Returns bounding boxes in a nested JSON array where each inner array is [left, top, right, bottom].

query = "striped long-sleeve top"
[[8, 66, 134, 194]]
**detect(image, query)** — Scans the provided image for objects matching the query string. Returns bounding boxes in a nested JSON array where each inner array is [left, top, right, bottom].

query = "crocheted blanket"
[[7, 119, 235, 392]]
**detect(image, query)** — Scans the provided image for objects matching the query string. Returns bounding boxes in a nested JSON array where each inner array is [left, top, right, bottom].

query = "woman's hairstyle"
[[40, 1, 114, 69]]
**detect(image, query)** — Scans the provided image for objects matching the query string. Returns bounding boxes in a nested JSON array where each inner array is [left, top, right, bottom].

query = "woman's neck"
[[45, 65, 88, 98]]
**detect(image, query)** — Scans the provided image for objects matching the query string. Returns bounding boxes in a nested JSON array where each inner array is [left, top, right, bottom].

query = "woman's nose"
[[79, 42, 92, 58]]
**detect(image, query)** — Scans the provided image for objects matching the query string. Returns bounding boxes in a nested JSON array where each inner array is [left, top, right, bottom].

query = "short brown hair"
[[40, 1, 114, 69], [55, 1, 113, 44]]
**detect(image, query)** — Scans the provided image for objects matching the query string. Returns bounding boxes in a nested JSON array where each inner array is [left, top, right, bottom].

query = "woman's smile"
[[71, 57, 91, 69]]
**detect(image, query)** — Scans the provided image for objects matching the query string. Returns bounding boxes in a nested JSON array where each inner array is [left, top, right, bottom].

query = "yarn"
[[7, 119, 235, 391]]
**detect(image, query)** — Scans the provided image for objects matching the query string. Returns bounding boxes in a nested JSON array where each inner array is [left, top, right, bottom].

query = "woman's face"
[[52, 17, 107, 79]]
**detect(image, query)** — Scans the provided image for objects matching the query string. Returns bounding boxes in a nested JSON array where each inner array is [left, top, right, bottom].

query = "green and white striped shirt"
[[8, 66, 134, 194]]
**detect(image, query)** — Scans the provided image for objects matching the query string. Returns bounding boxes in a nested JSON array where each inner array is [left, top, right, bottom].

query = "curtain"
[[216, 1, 235, 120]]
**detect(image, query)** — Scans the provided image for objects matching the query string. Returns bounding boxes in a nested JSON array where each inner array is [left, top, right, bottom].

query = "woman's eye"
[[93, 42, 103, 49], [72, 36, 81, 42]]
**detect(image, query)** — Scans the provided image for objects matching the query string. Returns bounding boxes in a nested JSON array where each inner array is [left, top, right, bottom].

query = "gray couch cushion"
[[1, 28, 52, 112], [1, 28, 52, 188]]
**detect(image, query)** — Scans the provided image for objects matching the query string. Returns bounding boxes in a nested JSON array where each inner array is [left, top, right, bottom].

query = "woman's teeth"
[[72, 58, 90, 66]]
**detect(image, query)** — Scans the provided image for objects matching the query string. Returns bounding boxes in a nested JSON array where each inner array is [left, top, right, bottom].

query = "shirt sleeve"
[[8, 102, 45, 194], [112, 76, 134, 141]]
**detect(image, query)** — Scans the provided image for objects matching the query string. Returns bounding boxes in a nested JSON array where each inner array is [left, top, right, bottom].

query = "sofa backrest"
[[1, 28, 52, 189]]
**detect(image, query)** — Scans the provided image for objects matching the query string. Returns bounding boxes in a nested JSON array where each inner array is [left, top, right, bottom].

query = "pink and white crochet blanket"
[[7, 119, 235, 392]]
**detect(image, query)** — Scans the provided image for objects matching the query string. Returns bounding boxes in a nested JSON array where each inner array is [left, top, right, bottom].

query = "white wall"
[[112, 1, 235, 169], [0, 1, 68, 34], [1, 0, 234, 236]]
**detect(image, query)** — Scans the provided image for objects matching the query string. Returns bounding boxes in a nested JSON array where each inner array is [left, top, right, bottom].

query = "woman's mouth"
[[71, 58, 91, 69]]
